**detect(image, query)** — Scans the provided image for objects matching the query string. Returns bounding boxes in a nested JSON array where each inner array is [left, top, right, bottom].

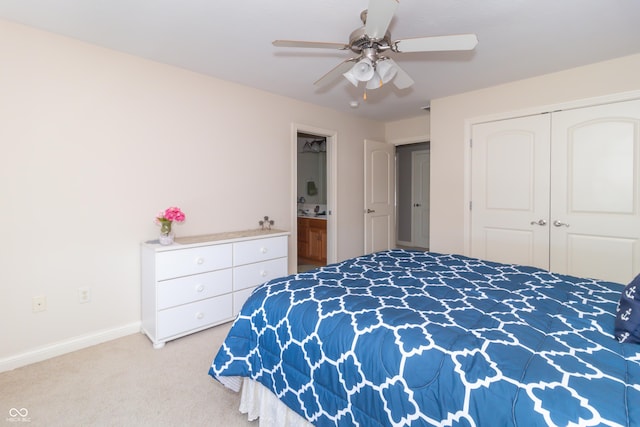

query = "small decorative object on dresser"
[[140, 229, 289, 348], [258, 215, 274, 230], [155, 206, 185, 245]]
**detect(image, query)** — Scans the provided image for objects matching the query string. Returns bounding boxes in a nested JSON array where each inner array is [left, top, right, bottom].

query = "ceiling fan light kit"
[[343, 49, 399, 90], [273, 0, 478, 96]]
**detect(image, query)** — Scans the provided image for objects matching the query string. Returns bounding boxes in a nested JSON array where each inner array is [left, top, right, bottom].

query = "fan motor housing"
[[348, 27, 392, 55]]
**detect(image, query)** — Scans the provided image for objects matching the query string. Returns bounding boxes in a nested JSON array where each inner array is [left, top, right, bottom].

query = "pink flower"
[[162, 206, 186, 222], [155, 206, 186, 228]]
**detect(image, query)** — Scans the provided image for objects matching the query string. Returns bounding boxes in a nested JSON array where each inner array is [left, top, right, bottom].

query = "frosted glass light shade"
[[343, 69, 359, 86], [352, 58, 374, 81], [344, 58, 375, 86], [377, 59, 398, 84], [366, 71, 382, 89]]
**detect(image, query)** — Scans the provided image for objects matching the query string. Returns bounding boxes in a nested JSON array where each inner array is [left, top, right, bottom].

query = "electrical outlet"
[[32, 296, 46, 312], [78, 287, 91, 304]]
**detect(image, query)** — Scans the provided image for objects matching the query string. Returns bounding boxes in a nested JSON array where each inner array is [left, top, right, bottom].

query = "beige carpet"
[[0, 322, 255, 427]]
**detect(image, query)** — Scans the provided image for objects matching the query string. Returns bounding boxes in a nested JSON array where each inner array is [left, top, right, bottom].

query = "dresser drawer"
[[156, 244, 232, 280], [157, 269, 232, 310], [233, 257, 288, 291], [157, 294, 233, 340], [233, 236, 287, 266]]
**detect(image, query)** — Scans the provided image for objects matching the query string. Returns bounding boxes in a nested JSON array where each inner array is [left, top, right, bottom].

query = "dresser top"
[[143, 228, 289, 249]]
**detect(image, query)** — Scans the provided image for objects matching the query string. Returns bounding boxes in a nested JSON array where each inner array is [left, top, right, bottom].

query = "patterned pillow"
[[615, 273, 640, 344]]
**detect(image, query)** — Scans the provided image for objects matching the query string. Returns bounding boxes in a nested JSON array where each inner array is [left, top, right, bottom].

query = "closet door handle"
[[530, 219, 547, 226], [366, 209, 375, 213], [553, 220, 570, 227]]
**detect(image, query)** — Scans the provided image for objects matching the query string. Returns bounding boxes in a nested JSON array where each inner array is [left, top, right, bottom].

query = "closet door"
[[550, 99, 640, 284], [470, 115, 551, 268]]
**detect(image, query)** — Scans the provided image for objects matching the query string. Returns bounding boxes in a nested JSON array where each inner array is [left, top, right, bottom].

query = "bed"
[[209, 250, 640, 426]]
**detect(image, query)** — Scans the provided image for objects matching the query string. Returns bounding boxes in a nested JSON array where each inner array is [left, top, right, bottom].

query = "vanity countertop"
[[298, 214, 327, 221]]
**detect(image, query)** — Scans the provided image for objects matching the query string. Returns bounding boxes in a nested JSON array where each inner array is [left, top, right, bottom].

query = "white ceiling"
[[1, 0, 640, 121]]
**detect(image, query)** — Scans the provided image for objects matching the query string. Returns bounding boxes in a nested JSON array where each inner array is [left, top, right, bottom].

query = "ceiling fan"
[[273, 0, 478, 94]]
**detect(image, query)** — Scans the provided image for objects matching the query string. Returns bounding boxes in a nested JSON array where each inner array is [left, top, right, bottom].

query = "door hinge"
[[469, 201, 472, 210]]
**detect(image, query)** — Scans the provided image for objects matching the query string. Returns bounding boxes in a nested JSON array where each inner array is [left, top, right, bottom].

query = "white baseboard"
[[397, 240, 429, 250], [0, 322, 141, 373]]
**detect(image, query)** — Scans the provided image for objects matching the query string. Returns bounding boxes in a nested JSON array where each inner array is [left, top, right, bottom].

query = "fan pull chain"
[[362, 77, 383, 101]]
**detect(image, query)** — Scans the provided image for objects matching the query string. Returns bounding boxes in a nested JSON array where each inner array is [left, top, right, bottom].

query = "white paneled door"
[[470, 114, 551, 269], [471, 99, 640, 284], [364, 139, 395, 254], [550, 100, 640, 284], [411, 150, 430, 249]]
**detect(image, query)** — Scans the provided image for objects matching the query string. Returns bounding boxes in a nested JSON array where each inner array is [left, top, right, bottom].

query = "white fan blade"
[[394, 34, 478, 53], [314, 60, 357, 86], [365, 0, 399, 40], [387, 59, 414, 89], [273, 40, 348, 50]]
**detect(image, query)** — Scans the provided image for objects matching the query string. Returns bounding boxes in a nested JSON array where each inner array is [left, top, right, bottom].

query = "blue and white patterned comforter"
[[209, 250, 640, 426]]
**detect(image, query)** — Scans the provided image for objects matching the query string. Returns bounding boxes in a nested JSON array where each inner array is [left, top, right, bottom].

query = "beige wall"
[[3, 16, 638, 369], [385, 114, 430, 144], [0, 20, 386, 367], [430, 54, 640, 255]]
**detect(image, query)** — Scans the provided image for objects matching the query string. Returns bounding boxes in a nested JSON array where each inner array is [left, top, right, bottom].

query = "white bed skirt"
[[237, 377, 314, 427]]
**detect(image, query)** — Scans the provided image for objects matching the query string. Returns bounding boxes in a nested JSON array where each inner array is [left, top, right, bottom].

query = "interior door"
[[550, 99, 640, 283], [411, 150, 430, 248], [364, 139, 396, 254], [470, 114, 551, 268]]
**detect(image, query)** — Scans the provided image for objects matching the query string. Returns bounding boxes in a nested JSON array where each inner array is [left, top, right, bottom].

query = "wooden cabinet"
[[141, 230, 289, 348], [308, 225, 326, 263], [297, 218, 309, 259], [297, 217, 326, 265]]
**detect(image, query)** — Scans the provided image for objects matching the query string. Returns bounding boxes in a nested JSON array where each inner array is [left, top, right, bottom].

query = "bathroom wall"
[[297, 137, 327, 205]]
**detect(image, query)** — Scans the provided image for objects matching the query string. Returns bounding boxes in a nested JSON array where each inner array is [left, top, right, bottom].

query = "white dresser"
[[141, 229, 289, 348]]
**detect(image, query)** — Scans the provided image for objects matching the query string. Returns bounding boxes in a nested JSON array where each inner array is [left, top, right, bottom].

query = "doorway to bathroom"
[[293, 125, 336, 273]]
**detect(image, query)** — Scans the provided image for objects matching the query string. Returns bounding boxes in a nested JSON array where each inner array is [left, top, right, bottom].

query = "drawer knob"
[[195, 284, 205, 292], [195, 257, 204, 265], [195, 312, 204, 320], [260, 270, 268, 277], [260, 247, 268, 254]]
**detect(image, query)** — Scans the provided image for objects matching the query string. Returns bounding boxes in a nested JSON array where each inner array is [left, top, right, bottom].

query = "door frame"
[[463, 89, 640, 256], [292, 123, 337, 270]]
